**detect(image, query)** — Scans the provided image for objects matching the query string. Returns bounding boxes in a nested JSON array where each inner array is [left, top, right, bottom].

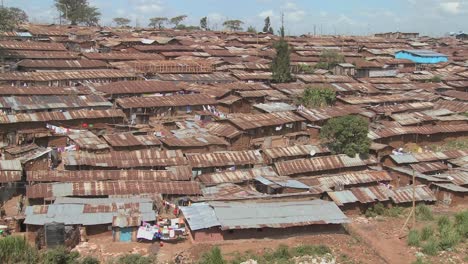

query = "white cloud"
[[439, 1, 461, 14], [258, 10, 274, 18]]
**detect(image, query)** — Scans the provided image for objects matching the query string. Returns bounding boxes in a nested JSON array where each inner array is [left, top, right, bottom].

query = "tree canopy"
[[263, 16, 274, 34], [298, 87, 336, 108], [320, 115, 371, 157], [113, 17, 131, 27], [200, 17, 208, 31], [247, 26, 257, 33], [271, 23, 293, 83], [148, 17, 168, 29], [170, 15, 187, 28], [315, 50, 345, 70], [0, 7, 28, 31], [223, 20, 244, 31], [55, 0, 100, 26]]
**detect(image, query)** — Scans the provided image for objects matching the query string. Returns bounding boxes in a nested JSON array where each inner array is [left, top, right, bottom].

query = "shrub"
[[438, 228, 461, 250], [266, 244, 291, 262], [199, 247, 225, 264], [0, 236, 38, 264], [291, 244, 331, 257], [437, 216, 451, 233], [81, 256, 100, 264], [416, 205, 434, 221], [420, 226, 434, 241], [42, 246, 80, 264], [385, 206, 404, 217], [116, 254, 154, 264], [408, 229, 421, 247], [454, 210, 468, 238], [412, 257, 431, 264], [421, 238, 439, 256]]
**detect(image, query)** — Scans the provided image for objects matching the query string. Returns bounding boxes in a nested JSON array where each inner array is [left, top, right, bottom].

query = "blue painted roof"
[[397, 50, 447, 57]]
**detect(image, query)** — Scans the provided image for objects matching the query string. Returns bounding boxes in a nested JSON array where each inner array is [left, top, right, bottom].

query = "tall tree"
[[320, 115, 371, 157], [247, 26, 257, 33], [148, 17, 168, 29], [55, 0, 100, 26], [200, 16, 208, 31], [263, 16, 274, 34], [298, 87, 336, 108], [170, 15, 187, 28], [113, 17, 131, 27], [271, 16, 293, 83], [0, 7, 28, 31], [223, 20, 243, 31]]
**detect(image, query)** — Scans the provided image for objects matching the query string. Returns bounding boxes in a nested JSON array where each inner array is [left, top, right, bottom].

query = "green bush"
[[199, 247, 225, 264], [81, 256, 100, 264], [438, 228, 461, 250], [42, 246, 80, 264], [0, 236, 39, 264], [264, 244, 291, 263], [412, 257, 431, 264], [365, 204, 403, 218], [291, 244, 331, 257], [437, 216, 451, 232], [116, 254, 153, 264], [421, 238, 439, 256], [416, 205, 434, 221], [454, 210, 468, 238], [408, 230, 421, 247], [385, 206, 404, 217], [420, 226, 434, 241]]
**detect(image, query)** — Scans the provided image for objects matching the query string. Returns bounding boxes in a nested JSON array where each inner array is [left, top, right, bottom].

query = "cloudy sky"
[[7, 0, 468, 36]]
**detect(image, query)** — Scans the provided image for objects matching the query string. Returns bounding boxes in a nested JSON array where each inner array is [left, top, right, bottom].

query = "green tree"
[[113, 17, 131, 27], [315, 50, 345, 69], [0, 236, 38, 264], [263, 16, 274, 34], [199, 247, 225, 264], [320, 115, 371, 157], [247, 25, 257, 33], [55, 0, 100, 26], [0, 7, 28, 31], [428, 75, 442, 83], [298, 87, 336, 108], [148, 17, 168, 29], [200, 16, 208, 30], [223, 20, 244, 31], [271, 23, 293, 83], [170, 15, 187, 28]]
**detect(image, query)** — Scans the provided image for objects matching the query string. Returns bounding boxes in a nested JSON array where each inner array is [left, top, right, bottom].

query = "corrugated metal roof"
[[298, 170, 392, 189], [275, 154, 377, 176], [17, 59, 109, 69], [201, 183, 262, 199], [197, 166, 277, 185], [252, 102, 296, 113], [255, 176, 310, 189], [0, 159, 23, 171], [297, 105, 366, 123], [328, 190, 359, 206], [180, 203, 220, 231], [228, 112, 305, 130], [431, 183, 468, 193], [389, 150, 468, 164], [0, 70, 137, 82], [263, 145, 329, 160], [410, 162, 449, 173], [0, 171, 22, 183], [208, 200, 349, 230], [116, 94, 217, 109], [95, 80, 183, 95], [187, 150, 264, 168], [391, 185, 436, 204]]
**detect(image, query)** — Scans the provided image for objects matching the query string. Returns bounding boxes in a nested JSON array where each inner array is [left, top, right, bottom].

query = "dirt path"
[[348, 219, 416, 264]]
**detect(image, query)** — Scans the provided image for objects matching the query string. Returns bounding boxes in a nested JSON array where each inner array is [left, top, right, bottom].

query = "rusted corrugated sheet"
[[275, 154, 377, 176], [433, 100, 468, 113], [95, 80, 183, 95], [197, 166, 277, 185], [296, 74, 356, 83], [391, 185, 436, 204], [205, 123, 241, 139], [0, 94, 111, 111], [410, 162, 449, 173], [68, 131, 109, 151], [160, 135, 229, 147], [297, 105, 365, 122], [26, 181, 201, 198], [263, 145, 329, 160], [0, 109, 125, 124], [0, 70, 137, 82], [103, 133, 161, 147], [0, 171, 22, 183], [64, 149, 187, 168], [187, 150, 264, 168], [228, 112, 305, 130], [370, 125, 468, 140], [370, 102, 434, 114], [298, 170, 392, 189], [3, 50, 79, 60], [154, 73, 237, 82], [111, 60, 214, 74], [340, 92, 438, 105], [0, 85, 91, 96], [83, 52, 164, 61], [0, 41, 66, 51], [26, 170, 180, 182], [116, 94, 217, 109], [202, 183, 262, 199], [17, 59, 109, 69], [389, 150, 468, 164]]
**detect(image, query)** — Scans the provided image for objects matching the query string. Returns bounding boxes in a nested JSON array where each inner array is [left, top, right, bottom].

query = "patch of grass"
[[263, 244, 292, 264], [291, 245, 331, 257], [412, 256, 431, 264], [421, 238, 439, 256], [420, 226, 434, 241], [199, 247, 226, 264], [0, 236, 39, 264], [408, 229, 421, 247], [438, 227, 461, 250], [365, 203, 404, 218], [416, 205, 434, 221], [454, 210, 468, 238]]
